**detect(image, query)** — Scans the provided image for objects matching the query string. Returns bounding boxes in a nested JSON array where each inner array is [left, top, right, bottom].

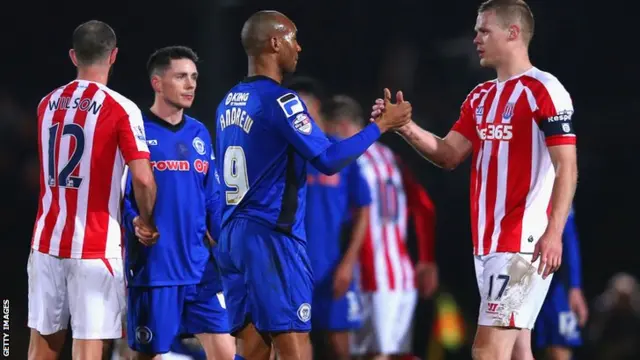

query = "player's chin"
[[179, 100, 194, 109], [479, 58, 493, 68]]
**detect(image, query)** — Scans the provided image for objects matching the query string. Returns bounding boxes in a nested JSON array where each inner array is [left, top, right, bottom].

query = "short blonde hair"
[[478, 0, 535, 44]]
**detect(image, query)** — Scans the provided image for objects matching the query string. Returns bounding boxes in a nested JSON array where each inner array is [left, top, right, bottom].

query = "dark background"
[[1, 0, 638, 358]]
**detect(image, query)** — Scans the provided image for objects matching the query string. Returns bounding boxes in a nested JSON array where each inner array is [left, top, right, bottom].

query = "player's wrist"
[[373, 119, 388, 133]]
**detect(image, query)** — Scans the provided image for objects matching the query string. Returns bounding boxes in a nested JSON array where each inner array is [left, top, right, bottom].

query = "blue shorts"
[[312, 277, 362, 331], [215, 218, 314, 334], [127, 282, 229, 354], [534, 283, 582, 348]]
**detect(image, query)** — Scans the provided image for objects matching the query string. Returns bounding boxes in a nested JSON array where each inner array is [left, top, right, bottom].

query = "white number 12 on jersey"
[[223, 146, 250, 205]]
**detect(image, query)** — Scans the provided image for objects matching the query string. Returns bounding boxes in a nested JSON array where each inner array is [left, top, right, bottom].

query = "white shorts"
[[27, 250, 126, 339], [474, 252, 552, 330], [350, 290, 417, 355]]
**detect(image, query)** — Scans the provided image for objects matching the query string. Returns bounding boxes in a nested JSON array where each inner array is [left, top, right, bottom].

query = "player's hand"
[[415, 262, 439, 299], [133, 216, 159, 246], [374, 88, 412, 133], [532, 230, 562, 279], [370, 92, 413, 134], [205, 231, 216, 246], [333, 261, 354, 299], [569, 288, 589, 326]]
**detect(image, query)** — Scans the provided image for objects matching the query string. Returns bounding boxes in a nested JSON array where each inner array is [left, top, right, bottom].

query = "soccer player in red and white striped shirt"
[[371, 1, 578, 359], [27, 20, 157, 360], [331, 95, 439, 359]]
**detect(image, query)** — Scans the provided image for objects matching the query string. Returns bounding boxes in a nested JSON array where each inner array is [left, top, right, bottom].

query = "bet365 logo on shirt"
[[476, 124, 513, 141]]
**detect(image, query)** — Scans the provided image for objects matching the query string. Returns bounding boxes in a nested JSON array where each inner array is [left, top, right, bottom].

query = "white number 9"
[[223, 146, 249, 205]]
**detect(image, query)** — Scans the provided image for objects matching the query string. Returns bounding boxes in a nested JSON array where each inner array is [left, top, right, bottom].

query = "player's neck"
[[247, 56, 283, 84], [75, 67, 109, 85], [495, 51, 533, 82], [150, 101, 184, 126]]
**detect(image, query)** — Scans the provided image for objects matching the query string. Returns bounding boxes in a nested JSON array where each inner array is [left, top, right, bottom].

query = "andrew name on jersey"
[[123, 111, 221, 287]]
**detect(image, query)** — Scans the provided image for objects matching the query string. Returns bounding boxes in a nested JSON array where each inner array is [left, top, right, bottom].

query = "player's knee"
[[272, 332, 310, 360], [547, 346, 572, 360], [28, 330, 66, 360], [471, 341, 510, 360]]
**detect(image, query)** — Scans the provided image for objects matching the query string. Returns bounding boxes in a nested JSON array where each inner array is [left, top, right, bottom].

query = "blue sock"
[[234, 355, 246, 360]]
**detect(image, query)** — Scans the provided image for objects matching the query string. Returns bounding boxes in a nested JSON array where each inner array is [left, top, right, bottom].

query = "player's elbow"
[[131, 168, 156, 192], [128, 159, 156, 191], [439, 154, 462, 171], [310, 156, 344, 176]]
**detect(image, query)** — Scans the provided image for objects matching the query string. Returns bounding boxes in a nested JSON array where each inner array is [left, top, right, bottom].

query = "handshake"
[[133, 216, 159, 246], [369, 88, 413, 133]]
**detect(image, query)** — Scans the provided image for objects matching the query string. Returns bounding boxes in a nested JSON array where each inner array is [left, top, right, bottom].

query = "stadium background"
[[1, 0, 638, 358]]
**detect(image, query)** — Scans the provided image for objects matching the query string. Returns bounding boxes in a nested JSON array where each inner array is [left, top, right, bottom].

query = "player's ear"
[[150, 74, 162, 93], [270, 37, 280, 52], [69, 49, 79, 67], [508, 24, 520, 41], [109, 47, 119, 65]]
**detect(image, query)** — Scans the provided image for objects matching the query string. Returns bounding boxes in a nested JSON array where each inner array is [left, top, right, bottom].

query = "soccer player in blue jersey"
[[287, 77, 371, 360], [213, 10, 412, 360], [122, 46, 234, 360], [534, 206, 589, 360]]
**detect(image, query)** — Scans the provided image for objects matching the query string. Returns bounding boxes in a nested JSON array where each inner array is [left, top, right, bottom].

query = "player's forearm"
[[342, 207, 369, 266], [397, 122, 456, 170], [546, 155, 578, 237], [132, 177, 157, 225], [311, 123, 381, 175]]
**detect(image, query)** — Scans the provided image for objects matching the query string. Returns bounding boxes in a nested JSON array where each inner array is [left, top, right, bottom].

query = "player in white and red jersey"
[[370, 1, 578, 359], [28, 20, 158, 360], [330, 95, 439, 359]]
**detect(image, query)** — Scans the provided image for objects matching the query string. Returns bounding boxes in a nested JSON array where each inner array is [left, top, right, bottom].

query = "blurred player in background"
[[122, 46, 234, 360], [213, 10, 412, 360], [534, 206, 588, 360], [28, 20, 157, 360], [332, 94, 439, 360], [370, 1, 578, 359], [287, 77, 371, 360]]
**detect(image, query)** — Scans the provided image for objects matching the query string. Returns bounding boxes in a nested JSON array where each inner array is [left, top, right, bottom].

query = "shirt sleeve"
[[347, 160, 372, 208], [202, 130, 222, 240], [116, 106, 150, 163], [535, 79, 576, 147], [270, 92, 331, 160]]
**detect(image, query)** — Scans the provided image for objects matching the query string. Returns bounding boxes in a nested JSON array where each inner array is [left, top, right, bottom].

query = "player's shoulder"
[[184, 114, 212, 138], [78, 82, 143, 122], [521, 67, 572, 103], [462, 80, 497, 107]]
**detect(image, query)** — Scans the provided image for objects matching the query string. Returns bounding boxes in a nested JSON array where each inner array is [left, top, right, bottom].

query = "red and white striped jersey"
[[358, 143, 436, 292], [31, 80, 150, 259], [451, 67, 576, 256]]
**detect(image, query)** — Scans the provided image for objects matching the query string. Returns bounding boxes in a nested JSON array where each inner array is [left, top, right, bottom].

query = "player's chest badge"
[[502, 102, 515, 122]]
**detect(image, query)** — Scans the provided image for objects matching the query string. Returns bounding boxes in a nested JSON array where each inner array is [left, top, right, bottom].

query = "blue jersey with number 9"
[[214, 75, 331, 243]]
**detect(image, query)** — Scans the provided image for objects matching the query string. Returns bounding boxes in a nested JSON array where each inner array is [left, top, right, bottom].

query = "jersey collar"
[[242, 75, 279, 84], [144, 110, 186, 132]]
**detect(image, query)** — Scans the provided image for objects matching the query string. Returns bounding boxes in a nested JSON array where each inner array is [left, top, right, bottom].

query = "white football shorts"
[[350, 290, 417, 355], [27, 250, 126, 339], [474, 252, 552, 329]]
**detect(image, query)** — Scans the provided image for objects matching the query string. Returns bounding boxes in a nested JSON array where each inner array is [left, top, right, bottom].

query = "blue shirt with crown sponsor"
[[214, 75, 332, 242], [122, 111, 221, 288]]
